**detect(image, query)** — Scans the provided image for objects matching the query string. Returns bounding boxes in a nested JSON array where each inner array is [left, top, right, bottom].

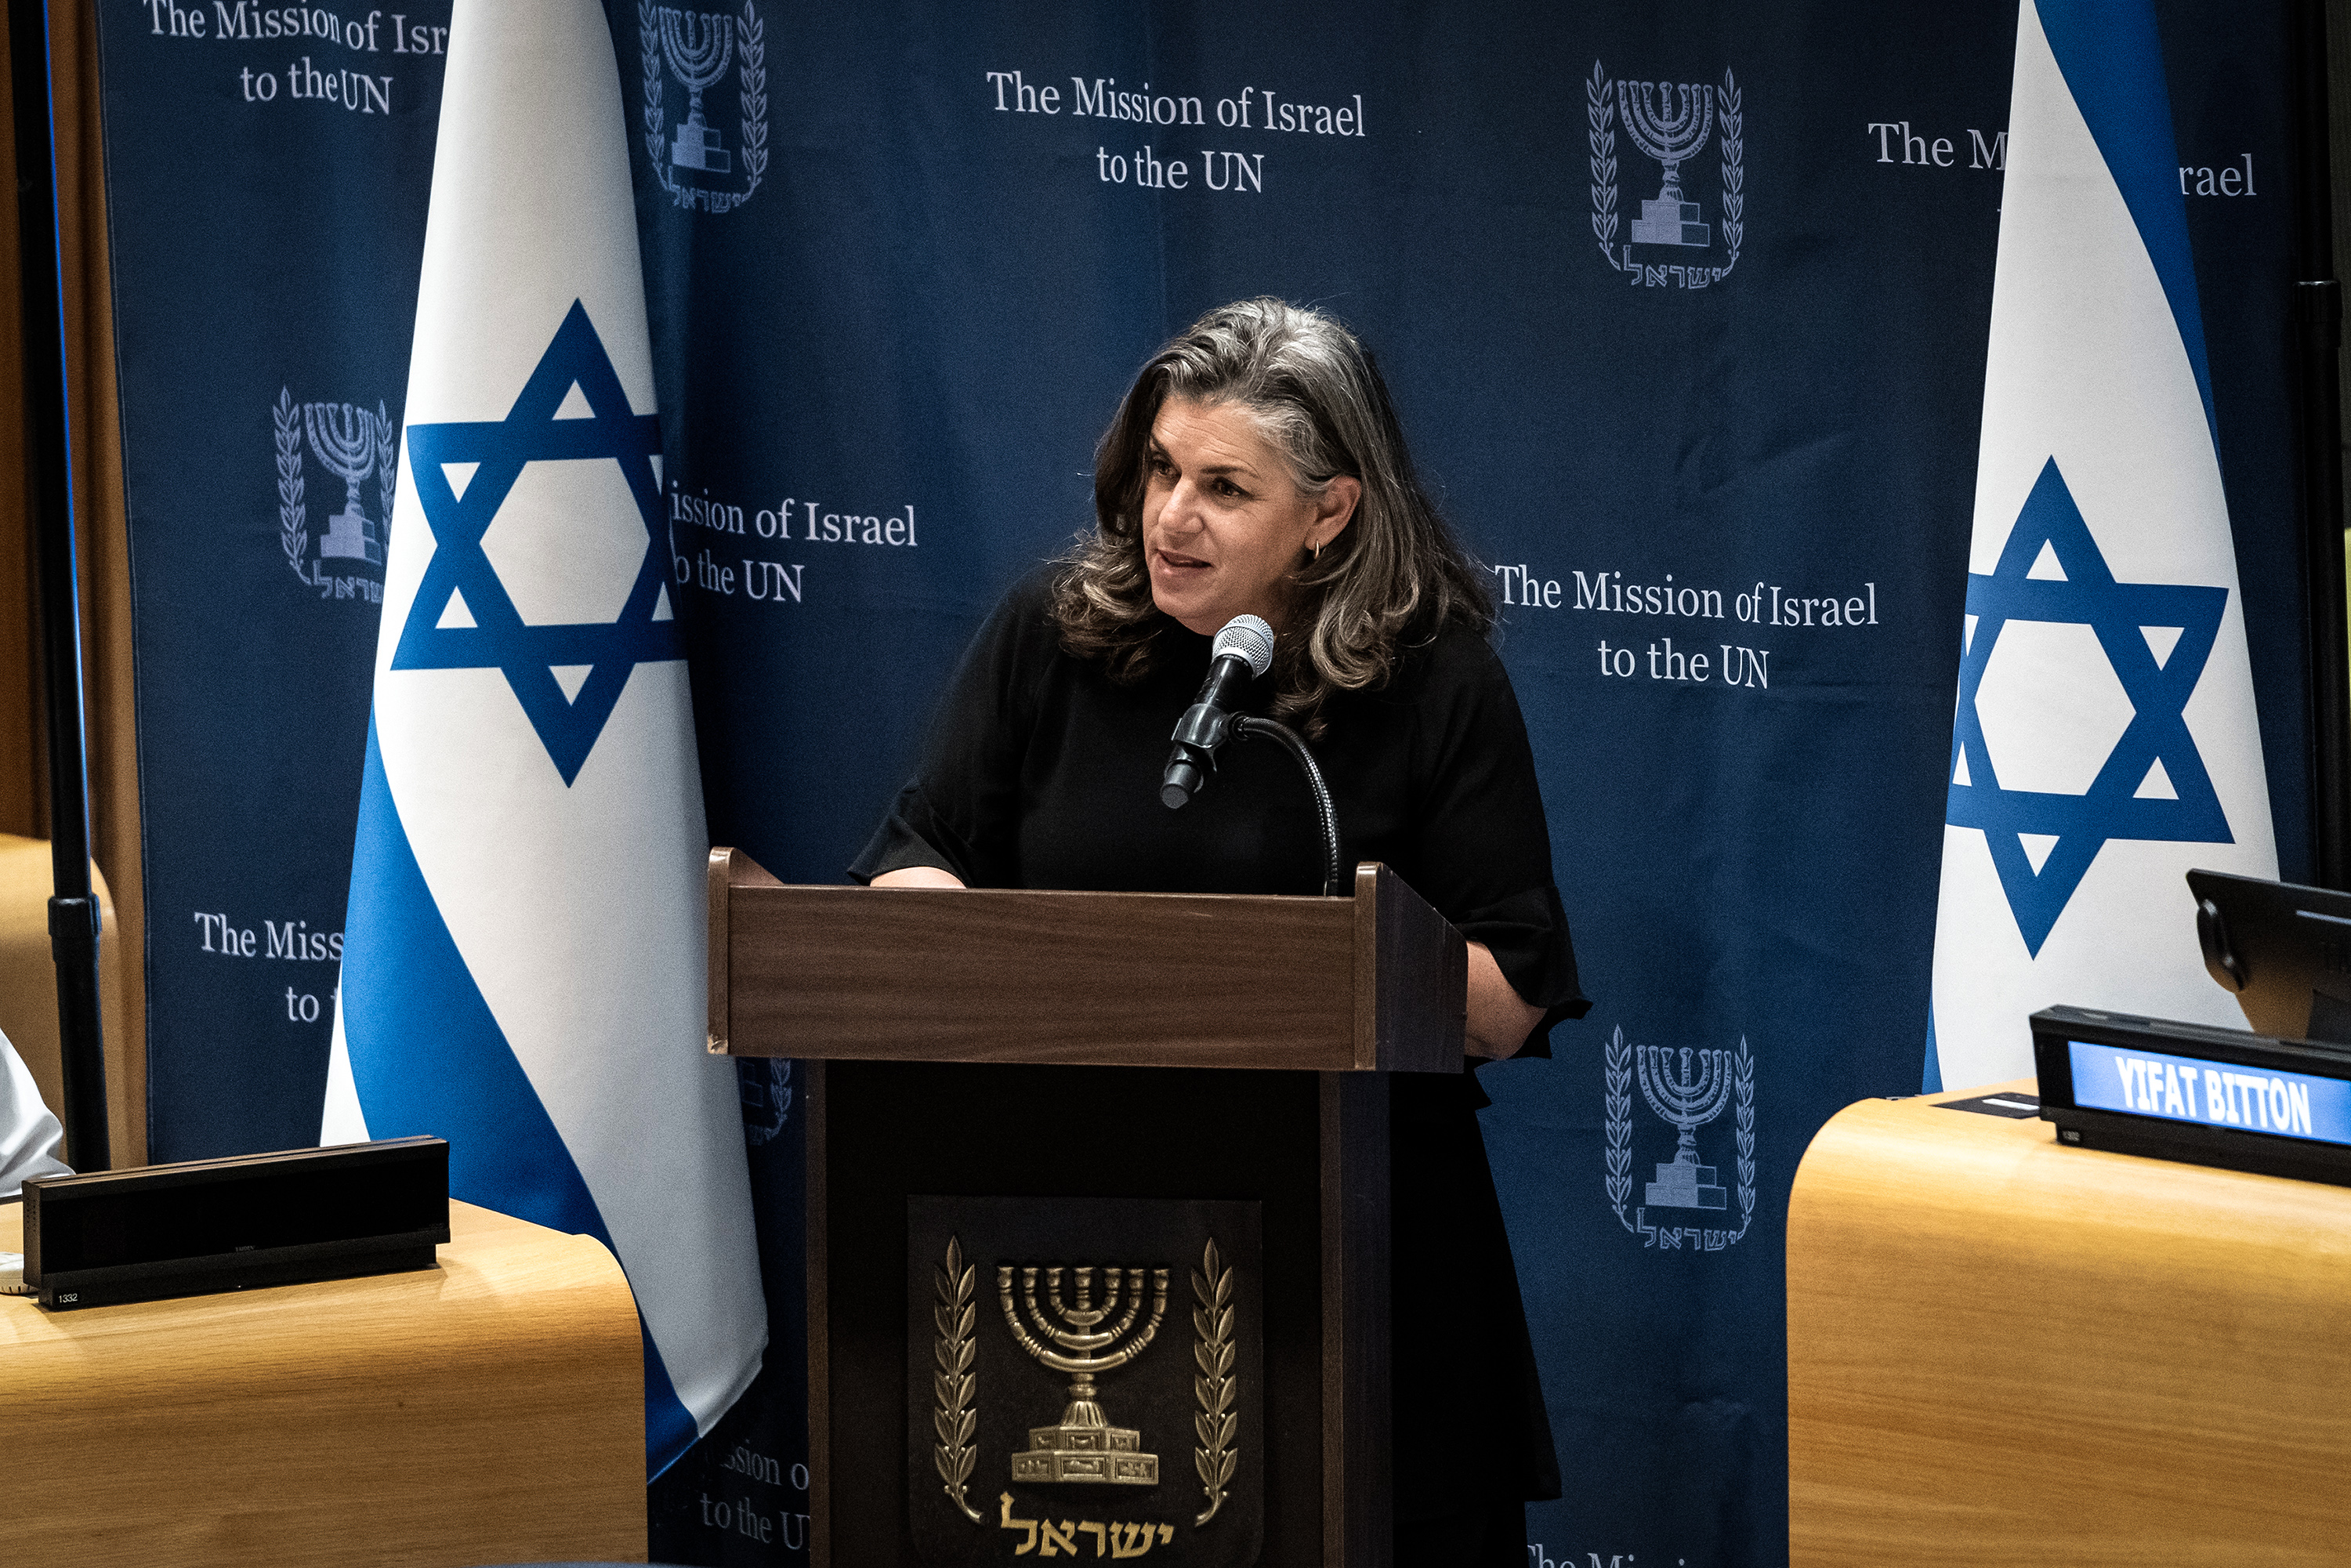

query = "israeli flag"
[[1929, 0, 2280, 1092], [321, 0, 764, 1475]]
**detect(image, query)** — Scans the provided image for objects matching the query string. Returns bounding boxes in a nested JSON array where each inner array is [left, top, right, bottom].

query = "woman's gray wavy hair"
[[1052, 298, 1491, 733]]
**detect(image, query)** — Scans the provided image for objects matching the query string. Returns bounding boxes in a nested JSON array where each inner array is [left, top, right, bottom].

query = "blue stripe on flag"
[[2033, 0, 2216, 438], [342, 715, 699, 1476], [1923, 1007, 1944, 1094]]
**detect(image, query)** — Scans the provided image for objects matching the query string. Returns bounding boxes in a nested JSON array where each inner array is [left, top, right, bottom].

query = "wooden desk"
[[1788, 1079, 2351, 1566], [1, 1198, 645, 1566]]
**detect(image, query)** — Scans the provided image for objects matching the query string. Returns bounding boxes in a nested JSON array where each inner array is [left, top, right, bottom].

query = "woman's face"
[[1141, 397, 1360, 637]]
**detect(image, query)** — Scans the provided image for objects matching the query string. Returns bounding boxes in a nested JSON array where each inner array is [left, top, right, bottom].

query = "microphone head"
[[1212, 614, 1276, 677]]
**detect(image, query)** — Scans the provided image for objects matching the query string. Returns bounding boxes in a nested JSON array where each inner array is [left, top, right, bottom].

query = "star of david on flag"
[[1946, 457, 2230, 956], [393, 300, 679, 785], [323, 0, 763, 1478], [1929, 0, 2277, 1093]]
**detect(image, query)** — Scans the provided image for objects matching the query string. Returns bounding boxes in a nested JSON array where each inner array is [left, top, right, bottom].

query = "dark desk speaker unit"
[[23, 1136, 449, 1309]]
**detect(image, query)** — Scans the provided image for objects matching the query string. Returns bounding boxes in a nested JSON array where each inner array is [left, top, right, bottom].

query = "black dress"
[[851, 565, 1587, 1523]]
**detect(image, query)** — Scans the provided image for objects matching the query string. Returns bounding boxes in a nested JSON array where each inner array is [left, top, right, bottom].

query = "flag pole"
[[10, 0, 109, 1171], [2294, 0, 2349, 889]]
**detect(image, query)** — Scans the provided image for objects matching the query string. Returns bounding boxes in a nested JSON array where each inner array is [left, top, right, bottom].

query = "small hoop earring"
[[1310, 543, 1323, 563]]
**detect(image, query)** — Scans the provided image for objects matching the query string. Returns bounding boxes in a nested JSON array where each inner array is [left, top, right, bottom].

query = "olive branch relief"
[[933, 1234, 984, 1523], [1190, 1237, 1237, 1526]]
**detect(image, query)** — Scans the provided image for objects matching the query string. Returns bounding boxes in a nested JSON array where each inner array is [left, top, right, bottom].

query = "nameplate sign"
[[2032, 1005, 2351, 1186], [2068, 1039, 2351, 1143], [24, 1137, 447, 1309]]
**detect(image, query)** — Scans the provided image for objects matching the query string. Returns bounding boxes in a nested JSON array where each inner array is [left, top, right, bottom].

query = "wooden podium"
[[1788, 1079, 2351, 1566], [707, 849, 1468, 1568]]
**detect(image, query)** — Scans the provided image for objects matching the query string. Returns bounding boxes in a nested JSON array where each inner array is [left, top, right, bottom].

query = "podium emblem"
[[999, 1262, 1170, 1485], [1604, 1027, 1759, 1251], [1587, 60, 1747, 290], [908, 1197, 1262, 1565]]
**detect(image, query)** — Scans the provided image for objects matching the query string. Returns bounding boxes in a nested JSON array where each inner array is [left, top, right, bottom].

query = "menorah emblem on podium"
[[998, 1263, 1170, 1486], [658, 9, 734, 172], [302, 401, 390, 568], [1619, 79, 1714, 248], [1638, 1045, 1732, 1210]]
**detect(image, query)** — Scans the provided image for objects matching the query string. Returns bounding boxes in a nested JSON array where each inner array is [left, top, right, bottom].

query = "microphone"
[[1161, 614, 1275, 809]]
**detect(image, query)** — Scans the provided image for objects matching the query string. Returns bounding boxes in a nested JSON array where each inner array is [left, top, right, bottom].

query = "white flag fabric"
[[321, 0, 763, 1474], [1929, 0, 2279, 1092], [0, 1026, 70, 1198]]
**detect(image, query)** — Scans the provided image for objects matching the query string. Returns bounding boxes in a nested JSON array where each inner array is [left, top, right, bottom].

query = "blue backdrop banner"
[[94, 1, 2313, 1563], [93, 1, 449, 1159]]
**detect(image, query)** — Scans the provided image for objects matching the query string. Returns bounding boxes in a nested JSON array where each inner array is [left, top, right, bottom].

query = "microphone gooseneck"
[[1157, 614, 1343, 896], [1230, 715, 1343, 897], [1159, 614, 1275, 809]]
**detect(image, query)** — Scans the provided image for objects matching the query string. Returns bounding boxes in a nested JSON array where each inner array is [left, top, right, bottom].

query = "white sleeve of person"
[[0, 1026, 70, 1200]]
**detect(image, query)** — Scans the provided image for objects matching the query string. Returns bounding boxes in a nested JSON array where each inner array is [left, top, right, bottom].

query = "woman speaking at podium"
[[853, 299, 1587, 1564]]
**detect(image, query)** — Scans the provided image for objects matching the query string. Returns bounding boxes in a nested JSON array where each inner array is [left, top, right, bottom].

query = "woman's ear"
[[1306, 475, 1364, 552]]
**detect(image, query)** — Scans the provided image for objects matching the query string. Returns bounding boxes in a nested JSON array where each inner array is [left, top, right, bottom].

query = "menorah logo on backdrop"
[[737, 1058, 792, 1146], [273, 387, 392, 605], [1587, 61, 1745, 291], [1603, 1027, 1758, 1251], [639, 0, 769, 214]]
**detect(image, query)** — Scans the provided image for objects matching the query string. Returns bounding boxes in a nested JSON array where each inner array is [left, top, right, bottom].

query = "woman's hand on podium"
[[1465, 942, 1542, 1061], [870, 865, 968, 889]]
